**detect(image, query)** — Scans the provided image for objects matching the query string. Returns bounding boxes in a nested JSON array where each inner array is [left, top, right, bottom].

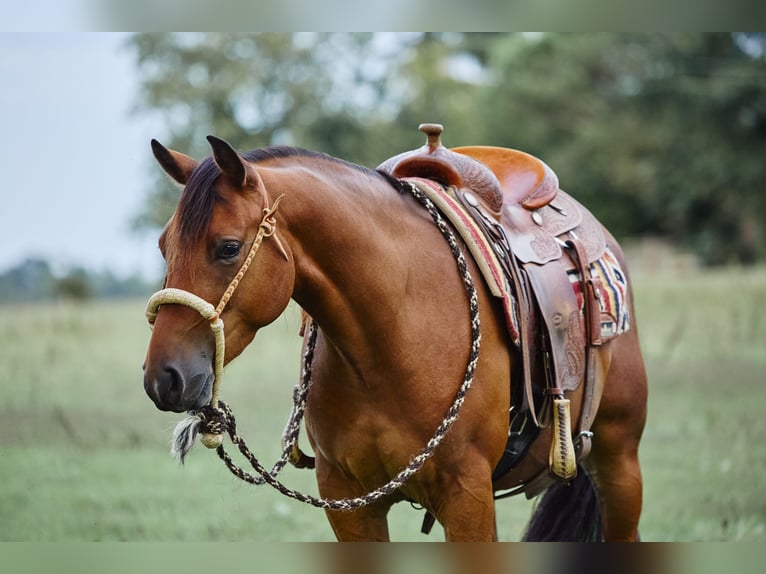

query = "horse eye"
[[216, 241, 242, 260]]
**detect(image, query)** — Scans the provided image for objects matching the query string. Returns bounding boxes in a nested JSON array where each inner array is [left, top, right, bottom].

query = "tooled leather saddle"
[[378, 124, 621, 495]]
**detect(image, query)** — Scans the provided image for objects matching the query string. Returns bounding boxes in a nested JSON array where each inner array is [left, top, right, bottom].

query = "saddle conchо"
[[378, 124, 630, 491]]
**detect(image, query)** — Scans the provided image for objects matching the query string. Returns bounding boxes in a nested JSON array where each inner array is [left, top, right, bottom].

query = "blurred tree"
[[0, 258, 55, 302], [54, 268, 92, 302], [478, 33, 766, 264], [131, 33, 766, 265], [131, 33, 416, 229], [130, 32, 498, 229]]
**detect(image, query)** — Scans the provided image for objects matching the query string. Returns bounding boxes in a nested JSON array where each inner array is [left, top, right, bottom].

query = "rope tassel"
[[170, 413, 202, 464], [170, 404, 228, 463]]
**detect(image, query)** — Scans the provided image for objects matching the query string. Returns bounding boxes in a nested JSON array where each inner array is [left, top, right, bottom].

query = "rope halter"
[[145, 193, 287, 450]]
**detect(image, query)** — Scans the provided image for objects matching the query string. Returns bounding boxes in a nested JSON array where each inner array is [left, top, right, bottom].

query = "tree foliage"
[[130, 33, 766, 265], [0, 258, 154, 303]]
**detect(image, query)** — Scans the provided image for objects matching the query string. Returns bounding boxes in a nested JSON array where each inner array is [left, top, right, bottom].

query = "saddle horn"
[[377, 124, 503, 213]]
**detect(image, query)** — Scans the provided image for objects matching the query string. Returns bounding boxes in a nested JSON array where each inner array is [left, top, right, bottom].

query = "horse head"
[[143, 136, 295, 412]]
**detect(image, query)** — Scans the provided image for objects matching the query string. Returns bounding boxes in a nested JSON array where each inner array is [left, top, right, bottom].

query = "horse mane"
[[169, 146, 403, 269]]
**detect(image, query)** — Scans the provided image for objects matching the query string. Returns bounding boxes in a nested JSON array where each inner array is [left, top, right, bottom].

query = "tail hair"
[[522, 465, 602, 541]]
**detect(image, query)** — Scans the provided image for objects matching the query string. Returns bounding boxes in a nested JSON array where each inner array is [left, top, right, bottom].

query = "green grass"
[[1, 266, 765, 541], [632, 266, 766, 541]]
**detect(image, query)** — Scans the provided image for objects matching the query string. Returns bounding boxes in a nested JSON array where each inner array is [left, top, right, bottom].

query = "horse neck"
[[260, 158, 424, 350]]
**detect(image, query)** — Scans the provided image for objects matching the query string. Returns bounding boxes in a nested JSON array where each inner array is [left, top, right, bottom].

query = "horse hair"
[[170, 414, 202, 465], [522, 464, 603, 541]]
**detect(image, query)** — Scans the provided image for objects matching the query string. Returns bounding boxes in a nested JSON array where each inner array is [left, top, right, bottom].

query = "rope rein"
[[145, 181, 481, 509]]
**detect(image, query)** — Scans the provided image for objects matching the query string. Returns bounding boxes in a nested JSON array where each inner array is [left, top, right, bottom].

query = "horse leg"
[[587, 329, 648, 541], [314, 457, 393, 541], [432, 466, 498, 541], [587, 440, 643, 541], [324, 504, 392, 542]]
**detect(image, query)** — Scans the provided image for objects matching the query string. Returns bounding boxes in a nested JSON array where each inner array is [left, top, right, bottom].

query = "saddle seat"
[[377, 124, 605, 266], [451, 145, 560, 211], [377, 123, 559, 219]]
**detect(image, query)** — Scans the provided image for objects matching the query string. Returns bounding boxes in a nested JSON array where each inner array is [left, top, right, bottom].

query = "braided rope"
[[146, 180, 482, 510]]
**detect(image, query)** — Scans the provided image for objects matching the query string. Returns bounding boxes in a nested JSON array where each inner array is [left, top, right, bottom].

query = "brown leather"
[[451, 145, 559, 210], [500, 193, 606, 266], [566, 237, 608, 462], [451, 144, 605, 267], [524, 259, 585, 393], [568, 238, 603, 347], [377, 125, 504, 214]]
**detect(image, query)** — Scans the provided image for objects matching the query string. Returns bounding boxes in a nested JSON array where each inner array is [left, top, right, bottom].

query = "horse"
[[142, 133, 647, 541]]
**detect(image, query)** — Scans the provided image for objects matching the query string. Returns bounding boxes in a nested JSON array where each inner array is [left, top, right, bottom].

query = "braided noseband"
[[144, 180, 482, 510]]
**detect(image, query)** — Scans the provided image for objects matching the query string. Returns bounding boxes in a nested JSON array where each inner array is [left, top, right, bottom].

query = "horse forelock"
[[176, 158, 221, 241], [166, 157, 221, 272]]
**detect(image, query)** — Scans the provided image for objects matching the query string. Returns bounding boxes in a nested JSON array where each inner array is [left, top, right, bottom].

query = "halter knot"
[[199, 404, 226, 433], [259, 217, 277, 237]]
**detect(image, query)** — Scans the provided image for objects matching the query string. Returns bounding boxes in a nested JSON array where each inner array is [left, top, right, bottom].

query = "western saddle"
[[378, 124, 613, 496]]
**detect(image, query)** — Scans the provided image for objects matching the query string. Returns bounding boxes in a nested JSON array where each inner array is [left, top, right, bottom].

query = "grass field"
[[1, 266, 765, 541]]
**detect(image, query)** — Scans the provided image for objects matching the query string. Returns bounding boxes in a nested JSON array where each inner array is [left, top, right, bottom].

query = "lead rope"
[[145, 180, 481, 510]]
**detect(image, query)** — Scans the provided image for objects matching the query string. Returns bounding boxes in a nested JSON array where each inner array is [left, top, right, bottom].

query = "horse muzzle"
[[143, 359, 213, 413]]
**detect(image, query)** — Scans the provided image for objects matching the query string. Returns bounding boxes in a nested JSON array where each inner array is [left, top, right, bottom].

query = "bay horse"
[[142, 134, 647, 541]]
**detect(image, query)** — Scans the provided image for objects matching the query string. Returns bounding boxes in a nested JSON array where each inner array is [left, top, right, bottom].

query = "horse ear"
[[151, 139, 198, 185], [207, 135, 247, 187]]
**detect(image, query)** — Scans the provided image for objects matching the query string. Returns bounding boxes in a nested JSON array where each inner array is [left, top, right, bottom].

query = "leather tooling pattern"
[[564, 309, 586, 383]]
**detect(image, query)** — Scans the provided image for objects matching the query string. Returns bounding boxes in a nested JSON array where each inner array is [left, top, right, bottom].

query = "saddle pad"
[[568, 246, 631, 341], [405, 177, 521, 345]]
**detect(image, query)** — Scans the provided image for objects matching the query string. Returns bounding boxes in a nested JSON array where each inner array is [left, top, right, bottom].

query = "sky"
[[0, 33, 166, 279]]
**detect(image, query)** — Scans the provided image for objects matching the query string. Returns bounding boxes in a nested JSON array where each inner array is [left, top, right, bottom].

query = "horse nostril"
[[145, 363, 186, 411], [164, 365, 184, 398]]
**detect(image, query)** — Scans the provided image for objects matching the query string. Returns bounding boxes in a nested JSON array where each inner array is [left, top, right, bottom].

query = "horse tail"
[[522, 465, 602, 541]]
